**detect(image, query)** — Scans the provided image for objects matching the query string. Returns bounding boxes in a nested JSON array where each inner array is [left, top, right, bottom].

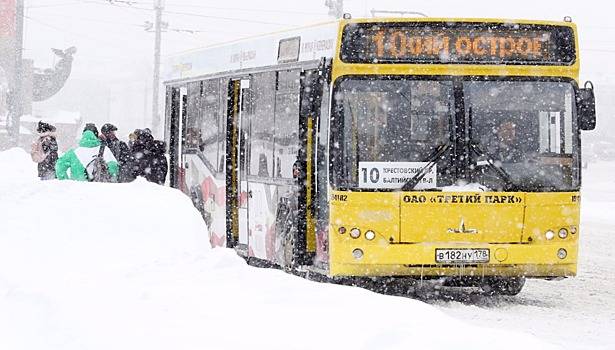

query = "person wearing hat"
[[33, 121, 59, 180], [100, 123, 134, 182], [83, 123, 99, 138], [55, 130, 118, 181]]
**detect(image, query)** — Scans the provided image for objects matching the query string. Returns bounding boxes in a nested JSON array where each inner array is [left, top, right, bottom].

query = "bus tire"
[[481, 277, 525, 296]]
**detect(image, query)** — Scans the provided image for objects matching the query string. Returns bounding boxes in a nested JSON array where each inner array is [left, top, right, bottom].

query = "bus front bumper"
[[329, 242, 577, 278]]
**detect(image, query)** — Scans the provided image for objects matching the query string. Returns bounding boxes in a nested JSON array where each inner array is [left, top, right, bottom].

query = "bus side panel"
[[183, 154, 227, 248], [246, 182, 288, 262], [175, 78, 229, 248]]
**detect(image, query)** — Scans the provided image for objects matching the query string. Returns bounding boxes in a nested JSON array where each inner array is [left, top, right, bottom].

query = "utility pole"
[[151, 0, 163, 137], [10, 0, 25, 145]]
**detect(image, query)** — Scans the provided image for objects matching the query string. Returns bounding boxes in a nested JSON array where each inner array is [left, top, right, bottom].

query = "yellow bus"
[[163, 16, 596, 295]]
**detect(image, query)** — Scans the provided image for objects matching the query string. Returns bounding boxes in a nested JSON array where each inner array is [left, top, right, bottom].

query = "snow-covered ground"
[[438, 161, 615, 350], [0, 148, 612, 350]]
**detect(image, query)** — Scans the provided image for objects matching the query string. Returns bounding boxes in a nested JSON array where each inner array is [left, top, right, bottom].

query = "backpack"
[[30, 138, 46, 163], [85, 145, 111, 182]]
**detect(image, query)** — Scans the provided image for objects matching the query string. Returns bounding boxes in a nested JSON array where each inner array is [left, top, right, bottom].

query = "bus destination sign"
[[341, 22, 575, 65]]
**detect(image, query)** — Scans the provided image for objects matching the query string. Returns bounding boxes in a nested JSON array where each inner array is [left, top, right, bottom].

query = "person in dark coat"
[[149, 140, 168, 185], [100, 123, 134, 182], [131, 130, 154, 180], [131, 130, 168, 185], [36, 121, 59, 180]]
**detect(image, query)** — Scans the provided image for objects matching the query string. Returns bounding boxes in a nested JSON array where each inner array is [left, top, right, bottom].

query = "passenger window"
[[186, 81, 202, 150], [249, 72, 276, 178], [200, 79, 219, 170], [274, 69, 301, 178], [218, 78, 227, 173]]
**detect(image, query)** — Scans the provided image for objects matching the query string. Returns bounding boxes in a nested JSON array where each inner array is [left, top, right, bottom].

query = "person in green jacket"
[[56, 130, 119, 181]]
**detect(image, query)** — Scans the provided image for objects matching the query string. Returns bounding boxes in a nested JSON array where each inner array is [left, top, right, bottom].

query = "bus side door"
[[167, 85, 188, 191], [295, 62, 327, 264], [226, 78, 252, 248]]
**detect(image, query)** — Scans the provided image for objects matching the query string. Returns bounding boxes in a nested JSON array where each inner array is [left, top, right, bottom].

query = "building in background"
[[0, 0, 16, 128]]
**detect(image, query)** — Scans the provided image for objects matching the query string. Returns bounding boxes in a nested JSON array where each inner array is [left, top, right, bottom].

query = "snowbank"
[[0, 147, 39, 184], [0, 149, 559, 350]]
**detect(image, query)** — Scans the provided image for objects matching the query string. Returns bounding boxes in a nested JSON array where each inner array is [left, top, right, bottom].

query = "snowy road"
[[0, 148, 613, 349], [435, 161, 615, 350]]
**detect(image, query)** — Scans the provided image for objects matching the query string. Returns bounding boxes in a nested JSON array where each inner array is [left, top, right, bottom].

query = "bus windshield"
[[466, 80, 579, 191], [333, 78, 456, 189], [332, 78, 580, 192]]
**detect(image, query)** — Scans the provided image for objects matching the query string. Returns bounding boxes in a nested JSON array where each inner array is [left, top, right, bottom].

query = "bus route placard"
[[359, 161, 437, 190], [341, 22, 575, 65]]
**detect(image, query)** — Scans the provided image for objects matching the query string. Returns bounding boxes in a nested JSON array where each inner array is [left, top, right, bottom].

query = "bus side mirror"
[[577, 81, 596, 131]]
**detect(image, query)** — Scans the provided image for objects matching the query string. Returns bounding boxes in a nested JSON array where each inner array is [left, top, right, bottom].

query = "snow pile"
[[0, 147, 38, 183], [0, 149, 559, 350]]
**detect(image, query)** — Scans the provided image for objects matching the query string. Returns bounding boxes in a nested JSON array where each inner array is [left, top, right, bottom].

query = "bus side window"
[[200, 79, 220, 171], [217, 78, 227, 175], [249, 72, 276, 178], [274, 69, 301, 178], [186, 81, 202, 150]]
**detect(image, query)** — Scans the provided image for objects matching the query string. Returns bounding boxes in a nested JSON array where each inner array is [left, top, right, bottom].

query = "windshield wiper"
[[401, 144, 451, 191], [470, 142, 518, 191]]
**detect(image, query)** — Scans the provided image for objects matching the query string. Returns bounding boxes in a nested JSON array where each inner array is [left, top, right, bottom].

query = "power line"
[[27, 2, 84, 9], [72, 0, 295, 26], [72, 0, 325, 16], [71, 0, 152, 15], [162, 9, 294, 26], [24, 15, 144, 52], [162, 4, 325, 16], [29, 13, 144, 27]]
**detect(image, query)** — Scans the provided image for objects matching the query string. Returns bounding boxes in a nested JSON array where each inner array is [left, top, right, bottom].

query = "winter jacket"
[[149, 140, 168, 185], [55, 130, 119, 181], [131, 134, 167, 185], [37, 132, 58, 179], [131, 132, 152, 179], [102, 136, 134, 182]]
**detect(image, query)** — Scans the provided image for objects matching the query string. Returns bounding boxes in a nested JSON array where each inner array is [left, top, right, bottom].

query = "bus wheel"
[[481, 277, 526, 296]]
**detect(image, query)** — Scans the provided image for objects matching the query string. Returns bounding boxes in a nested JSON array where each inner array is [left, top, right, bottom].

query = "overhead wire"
[[26, 2, 85, 9], [162, 9, 295, 26], [71, 0, 298, 26], [160, 3, 325, 16], [24, 15, 146, 53]]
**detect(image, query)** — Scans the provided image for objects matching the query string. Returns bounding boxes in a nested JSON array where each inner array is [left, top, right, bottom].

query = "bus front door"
[[294, 63, 327, 265]]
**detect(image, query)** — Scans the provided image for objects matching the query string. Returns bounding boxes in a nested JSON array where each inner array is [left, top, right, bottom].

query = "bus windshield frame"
[[329, 75, 581, 192]]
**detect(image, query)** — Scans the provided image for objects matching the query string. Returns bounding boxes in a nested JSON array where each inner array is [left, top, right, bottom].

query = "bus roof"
[[163, 20, 339, 83], [163, 17, 577, 84]]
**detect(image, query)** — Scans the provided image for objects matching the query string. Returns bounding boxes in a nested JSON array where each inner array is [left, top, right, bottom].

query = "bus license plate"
[[435, 249, 490, 263]]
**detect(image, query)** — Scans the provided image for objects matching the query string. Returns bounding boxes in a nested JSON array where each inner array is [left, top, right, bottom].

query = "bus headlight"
[[350, 228, 361, 239], [352, 248, 364, 260], [338, 227, 347, 235], [545, 230, 555, 240], [365, 230, 376, 240], [570, 226, 577, 234], [558, 228, 569, 239], [557, 248, 567, 259]]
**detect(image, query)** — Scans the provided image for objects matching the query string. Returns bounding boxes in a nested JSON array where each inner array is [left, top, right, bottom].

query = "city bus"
[[163, 16, 596, 295]]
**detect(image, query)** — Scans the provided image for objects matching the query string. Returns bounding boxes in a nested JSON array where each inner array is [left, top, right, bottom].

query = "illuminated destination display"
[[340, 22, 575, 65]]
